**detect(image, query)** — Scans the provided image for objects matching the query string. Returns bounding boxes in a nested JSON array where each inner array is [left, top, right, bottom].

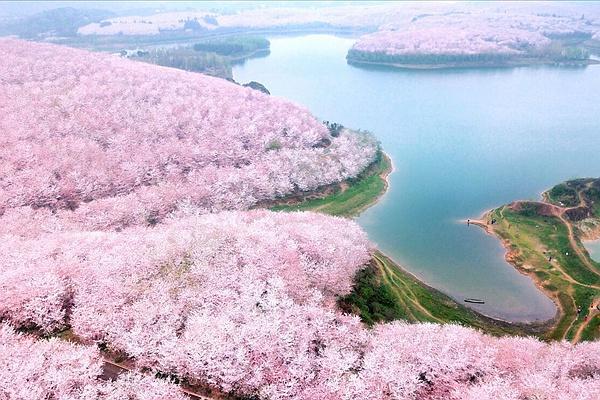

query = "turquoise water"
[[233, 34, 600, 322], [584, 240, 600, 263]]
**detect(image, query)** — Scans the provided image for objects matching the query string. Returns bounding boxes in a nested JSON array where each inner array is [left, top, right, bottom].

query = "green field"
[[481, 179, 600, 342]]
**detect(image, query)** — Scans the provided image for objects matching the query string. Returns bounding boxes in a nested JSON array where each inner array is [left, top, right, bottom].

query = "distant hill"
[[0, 7, 115, 38]]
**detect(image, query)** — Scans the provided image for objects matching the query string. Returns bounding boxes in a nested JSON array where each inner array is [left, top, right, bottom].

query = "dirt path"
[[560, 296, 580, 341], [102, 359, 213, 400], [573, 303, 600, 343], [555, 211, 600, 278], [471, 193, 600, 342], [374, 254, 444, 323], [548, 257, 600, 290]]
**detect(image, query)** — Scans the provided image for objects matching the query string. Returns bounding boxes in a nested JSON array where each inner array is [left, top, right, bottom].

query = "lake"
[[233, 34, 600, 322], [584, 240, 600, 263]]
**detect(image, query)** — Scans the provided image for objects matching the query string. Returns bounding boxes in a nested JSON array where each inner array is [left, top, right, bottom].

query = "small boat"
[[464, 298, 485, 304]]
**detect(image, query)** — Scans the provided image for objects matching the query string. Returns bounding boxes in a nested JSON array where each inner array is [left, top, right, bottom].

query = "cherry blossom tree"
[[349, 12, 594, 63]]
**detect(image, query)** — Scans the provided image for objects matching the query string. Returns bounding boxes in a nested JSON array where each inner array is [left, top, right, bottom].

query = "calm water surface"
[[234, 34, 600, 322], [584, 240, 600, 263]]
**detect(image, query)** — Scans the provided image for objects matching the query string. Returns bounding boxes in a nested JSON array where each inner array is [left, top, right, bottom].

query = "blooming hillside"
[[0, 38, 377, 232], [349, 12, 595, 63], [75, 3, 600, 38], [76, 4, 445, 36], [1, 210, 599, 399], [0, 324, 187, 400]]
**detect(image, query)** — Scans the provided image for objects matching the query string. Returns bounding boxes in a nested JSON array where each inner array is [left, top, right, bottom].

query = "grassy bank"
[[271, 150, 392, 217], [474, 179, 600, 342]]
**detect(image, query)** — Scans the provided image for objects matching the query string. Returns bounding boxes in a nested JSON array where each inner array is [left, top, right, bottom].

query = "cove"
[[233, 34, 600, 322], [584, 240, 600, 263]]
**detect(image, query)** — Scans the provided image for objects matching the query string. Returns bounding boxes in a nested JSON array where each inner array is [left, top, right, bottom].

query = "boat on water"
[[464, 298, 485, 304]]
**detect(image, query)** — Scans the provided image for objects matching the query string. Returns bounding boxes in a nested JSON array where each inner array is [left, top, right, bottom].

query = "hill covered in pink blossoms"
[[2, 210, 600, 399], [1, 36, 599, 400], [0, 38, 377, 232], [348, 12, 596, 67]]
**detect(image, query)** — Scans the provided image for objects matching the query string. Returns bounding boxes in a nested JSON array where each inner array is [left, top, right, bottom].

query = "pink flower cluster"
[[2, 210, 599, 399], [0, 323, 187, 400], [0, 38, 377, 233], [351, 12, 593, 57]]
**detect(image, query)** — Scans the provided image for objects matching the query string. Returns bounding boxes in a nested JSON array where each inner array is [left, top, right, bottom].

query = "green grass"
[[546, 183, 579, 207], [338, 262, 410, 325], [580, 314, 600, 341], [338, 252, 544, 336], [487, 203, 600, 341], [271, 151, 391, 217]]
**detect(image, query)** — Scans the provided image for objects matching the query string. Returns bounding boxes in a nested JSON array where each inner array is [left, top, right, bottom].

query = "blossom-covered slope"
[[1, 33, 599, 400], [2, 210, 599, 399], [0, 38, 377, 232], [349, 12, 595, 65], [0, 324, 187, 400]]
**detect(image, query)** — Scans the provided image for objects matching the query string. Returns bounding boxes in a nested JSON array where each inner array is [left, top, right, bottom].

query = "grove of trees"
[[348, 12, 595, 65], [0, 38, 377, 233]]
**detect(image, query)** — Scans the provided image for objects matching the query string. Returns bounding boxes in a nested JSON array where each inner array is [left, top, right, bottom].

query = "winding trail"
[[573, 304, 600, 343], [556, 210, 600, 278], [374, 253, 444, 323]]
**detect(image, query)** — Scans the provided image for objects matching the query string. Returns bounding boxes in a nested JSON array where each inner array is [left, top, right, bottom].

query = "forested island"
[[348, 12, 598, 69], [347, 44, 594, 69]]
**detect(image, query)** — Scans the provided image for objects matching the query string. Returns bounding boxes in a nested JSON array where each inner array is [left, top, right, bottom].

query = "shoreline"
[[467, 211, 562, 331], [347, 57, 600, 71], [467, 189, 600, 342], [270, 149, 553, 336], [265, 148, 393, 217], [372, 250, 554, 334], [352, 151, 393, 216]]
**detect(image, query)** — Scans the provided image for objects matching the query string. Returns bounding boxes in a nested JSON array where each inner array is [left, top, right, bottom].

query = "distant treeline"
[[347, 49, 514, 64], [134, 47, 232, 79], [132, 35, 272, 80], [347, 43, 590, 66], [193, 36, 270, 57]]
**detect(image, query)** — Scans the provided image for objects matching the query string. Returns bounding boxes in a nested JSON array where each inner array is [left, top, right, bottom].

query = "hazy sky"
[[0, 1, 385, 18]]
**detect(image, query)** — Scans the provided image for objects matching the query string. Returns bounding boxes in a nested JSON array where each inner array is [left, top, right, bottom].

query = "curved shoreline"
[[270, 149, 555, 336], [468, 186, 600, 342], [265, 149, 392, 217], [352, 151, 393, 216], [347, 56, 600, 70], [468, 212, 561, 328]]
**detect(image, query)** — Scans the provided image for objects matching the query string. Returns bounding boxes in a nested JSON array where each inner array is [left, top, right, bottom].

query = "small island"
[[347, 12, 598, 70], [471, 178, 600, 342]]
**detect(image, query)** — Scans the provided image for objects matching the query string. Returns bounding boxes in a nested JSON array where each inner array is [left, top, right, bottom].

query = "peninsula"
[[471, 179, 600, 342]]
